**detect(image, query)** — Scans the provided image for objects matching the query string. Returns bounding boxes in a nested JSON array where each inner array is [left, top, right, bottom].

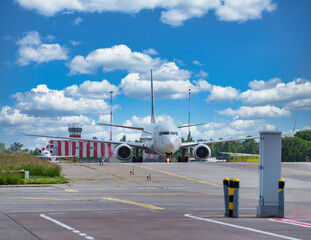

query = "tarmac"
[[1, 162, 311, 240]]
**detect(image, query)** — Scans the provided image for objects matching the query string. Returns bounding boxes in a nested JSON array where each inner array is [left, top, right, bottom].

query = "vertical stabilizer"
[[151, 69, 156, 124]]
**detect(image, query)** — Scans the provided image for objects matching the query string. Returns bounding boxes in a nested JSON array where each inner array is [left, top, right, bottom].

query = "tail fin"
[[151, 69, 156, 124]]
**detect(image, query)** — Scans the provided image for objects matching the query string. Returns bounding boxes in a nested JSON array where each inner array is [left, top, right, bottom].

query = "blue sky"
[[0, 0, 310, 149]]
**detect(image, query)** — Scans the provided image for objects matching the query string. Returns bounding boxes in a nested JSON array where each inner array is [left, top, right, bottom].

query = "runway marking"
[[102, 197, 164, 210], [129, 164, 222, 188], [184, 214, 302, 240], [40, 214, 95, 240], [65, 189, 79, 192], [269, 219, 311, 228], [282, 168, 311, 174]]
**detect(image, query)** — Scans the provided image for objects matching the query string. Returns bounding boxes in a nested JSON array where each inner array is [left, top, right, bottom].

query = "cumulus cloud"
[[203, 119, 275, 140], [16, 31, 68, 66], [67, 44, 161, 75], [240, 78, 311, 106], [64, 79, 119, 99], [120, 73, 210, 99], [248, 77, 282, 90], [16, 0, 277, 26], [12, 84, 112, 116], [143, 62, 191, 81], [216, 0, 276, 22], [285, 99, 311, 111], [217, 105, 291, 119], [205, 85, 240, 103]]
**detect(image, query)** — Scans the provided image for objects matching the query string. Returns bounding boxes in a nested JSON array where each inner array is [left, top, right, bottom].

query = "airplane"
[[37, 148, 72, 163], [23, 70, 258, 162]]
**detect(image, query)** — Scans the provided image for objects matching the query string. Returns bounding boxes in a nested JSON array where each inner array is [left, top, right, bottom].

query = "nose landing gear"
[[165, 153, 172, 163]]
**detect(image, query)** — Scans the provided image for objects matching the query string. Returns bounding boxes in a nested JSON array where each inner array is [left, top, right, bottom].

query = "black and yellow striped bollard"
[[278, 178, 285, 218], [232, 178, 239, 218], [223, 177, 229, 216]]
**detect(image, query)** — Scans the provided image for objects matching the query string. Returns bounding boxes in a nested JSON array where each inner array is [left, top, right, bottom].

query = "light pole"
[[188, 89, 191, 159], [110, 91, 113, 141]]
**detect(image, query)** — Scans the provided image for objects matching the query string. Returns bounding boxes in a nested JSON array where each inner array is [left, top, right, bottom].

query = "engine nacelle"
[[115, 144, 133, 160], [49, 149, 53, 154], [38, 149, 42, 154], [193, 144, 211, 160]]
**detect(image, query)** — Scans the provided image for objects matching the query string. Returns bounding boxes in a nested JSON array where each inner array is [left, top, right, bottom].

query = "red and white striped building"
[[49, 140, 114, 159], [47, 123, 115, 160]]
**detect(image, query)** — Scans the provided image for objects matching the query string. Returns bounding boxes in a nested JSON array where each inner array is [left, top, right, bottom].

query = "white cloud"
[[16, 0, 277, 26], [73, 16, 83, 25], [12, 84, 112, 116], [248, 77, 282, 90], [216, 0, 277, 22], [195, 70, 208, 79], [16, 31, 68, 66], [67, 44, 161, 75], [143, 48, 158, 55], [144, 62, 191, 81], [205, 85, 239, 103], [217, 105, 291, 119], [98, 114, 111, 123], [285, 99, 311, 111], [64, 79, 119, 99], [70, 40, 81, 46], [193, 60, 202, 66], [203, 119, 275, 140], [241, 78, 311, 106], [0, 106, 36, 126], [120, 73, 210, 99]]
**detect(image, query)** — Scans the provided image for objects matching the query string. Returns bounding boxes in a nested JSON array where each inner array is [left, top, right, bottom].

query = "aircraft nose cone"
[[165, 137, 179, 153]]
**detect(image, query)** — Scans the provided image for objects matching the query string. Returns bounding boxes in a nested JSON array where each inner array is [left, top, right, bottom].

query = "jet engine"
[[38, 149, 42, 154], [115, 144, 133, 160], [49, 149, 53, 154], [193, 144, 211, 160]]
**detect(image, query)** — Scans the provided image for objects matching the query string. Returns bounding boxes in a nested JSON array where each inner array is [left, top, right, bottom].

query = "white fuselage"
[[150, 122, 181, 155], [41, 150, 52, 159]]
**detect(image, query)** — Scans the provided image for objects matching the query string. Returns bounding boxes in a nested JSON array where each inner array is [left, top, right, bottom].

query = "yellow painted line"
[[64, 189, 79, 192], [128, 164, 222, 188], [282, 168, 311, 174], [102, 197, 164, 210]]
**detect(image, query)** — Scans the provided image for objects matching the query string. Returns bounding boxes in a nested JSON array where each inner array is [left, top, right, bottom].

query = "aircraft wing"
[[180, 136, 259, 149], [22, 133, 146, 149]]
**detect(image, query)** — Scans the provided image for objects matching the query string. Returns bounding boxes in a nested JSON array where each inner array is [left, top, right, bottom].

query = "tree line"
[[1, 130, 310, 162]]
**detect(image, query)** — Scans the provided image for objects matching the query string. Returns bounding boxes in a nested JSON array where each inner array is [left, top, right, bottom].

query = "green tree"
[[29, 148, 40, 155], [0, 142, 5, 152], [9, 142, 24, 152], [120, 135, 127, 142], [282, 137, 311, 162], [295, 130, 311, 141]]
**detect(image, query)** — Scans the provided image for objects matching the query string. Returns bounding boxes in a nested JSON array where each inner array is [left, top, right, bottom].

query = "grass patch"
[[0, 172, 24, 185], [0, 152, 61, 177], [25, 176, 69, 184], [0, 152, 68, 185]]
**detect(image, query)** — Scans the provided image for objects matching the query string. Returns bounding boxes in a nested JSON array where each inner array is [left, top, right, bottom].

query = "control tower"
[[68, 123, 82, 138]]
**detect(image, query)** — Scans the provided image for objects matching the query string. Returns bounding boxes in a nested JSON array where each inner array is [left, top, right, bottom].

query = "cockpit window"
[[159, 131, 178, 136]]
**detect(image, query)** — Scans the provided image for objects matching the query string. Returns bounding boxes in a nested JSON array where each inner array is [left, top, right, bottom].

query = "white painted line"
[[40, 214, 95, 240], [269, 219, 311, 228], [184, 214, 302, 240]]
